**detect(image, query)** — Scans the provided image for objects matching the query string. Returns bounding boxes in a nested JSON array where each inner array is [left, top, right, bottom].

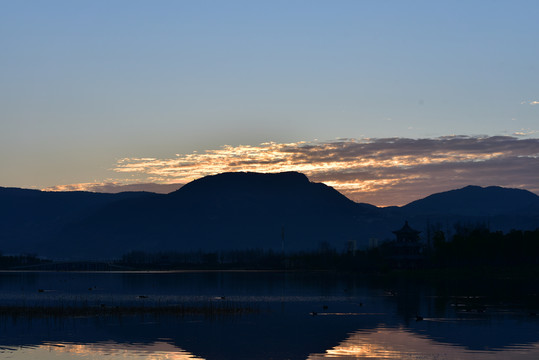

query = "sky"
[[1, 0, 538, 206]]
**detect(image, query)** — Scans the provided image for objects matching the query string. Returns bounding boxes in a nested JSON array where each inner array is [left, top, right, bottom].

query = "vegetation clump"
[[0, 300, 258, 318]]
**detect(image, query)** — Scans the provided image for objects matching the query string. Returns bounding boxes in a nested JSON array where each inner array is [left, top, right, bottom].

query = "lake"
[[0, 270, 538, 359]]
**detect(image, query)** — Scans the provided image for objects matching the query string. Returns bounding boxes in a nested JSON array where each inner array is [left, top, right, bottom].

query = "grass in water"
[[0, 301, 258, 318]]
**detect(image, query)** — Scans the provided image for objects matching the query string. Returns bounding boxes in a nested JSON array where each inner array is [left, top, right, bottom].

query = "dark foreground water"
[[0, 270, 539, 359]]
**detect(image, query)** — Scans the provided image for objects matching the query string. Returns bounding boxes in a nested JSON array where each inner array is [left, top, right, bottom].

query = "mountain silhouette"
[[1, 173, 538, 259], [403, 185, 539, 216], [0, 187, 152, 256], [43, 172, 379, 259], [402, 185, 539, 232], [168, 171, 376, 217]]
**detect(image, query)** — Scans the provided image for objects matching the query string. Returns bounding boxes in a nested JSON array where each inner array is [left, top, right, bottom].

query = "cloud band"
[[103, 136, 538, 206]]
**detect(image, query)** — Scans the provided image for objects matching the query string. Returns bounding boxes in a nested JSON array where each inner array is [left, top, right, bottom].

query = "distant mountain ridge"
[[0, 187, 154, 256], [401, 185, 539, 235], [1, 172, 538, 259], [404, 185, 539, 216]]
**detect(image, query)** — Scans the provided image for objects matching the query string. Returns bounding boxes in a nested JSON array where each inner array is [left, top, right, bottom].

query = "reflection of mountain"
[[0, 311, 366, 360], [1, 270, 539, 359], [32, 342, 203, 360], [308, 326, 539, 360], [0, 271, 376, 360], [1, 172, 538, 259], [4, 310, 539, 360]]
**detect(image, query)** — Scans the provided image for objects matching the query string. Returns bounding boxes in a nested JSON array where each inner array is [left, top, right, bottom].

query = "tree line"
[[1, 225, 538, 271], [429, 226, 539, 267], [116, 226, 539, 271]]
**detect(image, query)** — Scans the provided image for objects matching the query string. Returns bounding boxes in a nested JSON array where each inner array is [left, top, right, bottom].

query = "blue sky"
[[1, 1, 538, 205]]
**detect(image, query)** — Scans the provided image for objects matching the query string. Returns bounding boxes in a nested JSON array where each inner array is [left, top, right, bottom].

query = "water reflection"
[[1, 271, 539, 360], [5, 324, 539, 360], [2, 342, 203, 359], [308, 326, 539, 360]]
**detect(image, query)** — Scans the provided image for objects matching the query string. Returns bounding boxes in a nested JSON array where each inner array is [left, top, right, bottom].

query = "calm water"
[[0, 271, 538, 359]]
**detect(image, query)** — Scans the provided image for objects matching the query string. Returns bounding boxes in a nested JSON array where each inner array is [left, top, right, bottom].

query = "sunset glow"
[[38, 342, 204, 360], [2, 2, 539, 360], [44, 136, 539, 206], [308, 326, 539, 360]]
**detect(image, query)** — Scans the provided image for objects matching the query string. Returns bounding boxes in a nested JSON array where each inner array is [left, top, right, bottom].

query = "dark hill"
[[0, 187, 153, 255], [169, 172, 373, 215], [401, 185, 539, 232], [47, 172, 379, 259], [403, 185, 539, 216], [2, 175, 538, 260]]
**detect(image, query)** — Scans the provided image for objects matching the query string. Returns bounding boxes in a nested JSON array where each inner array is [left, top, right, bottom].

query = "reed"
[[0, 300, 258, 318]]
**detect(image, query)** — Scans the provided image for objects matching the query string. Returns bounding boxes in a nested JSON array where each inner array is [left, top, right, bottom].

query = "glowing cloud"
[[514, 130, 539, 137], [105, 136, 539, 206]]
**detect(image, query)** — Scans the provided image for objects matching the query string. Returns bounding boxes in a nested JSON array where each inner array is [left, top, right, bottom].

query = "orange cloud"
[[45, 136, 539, 206]]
